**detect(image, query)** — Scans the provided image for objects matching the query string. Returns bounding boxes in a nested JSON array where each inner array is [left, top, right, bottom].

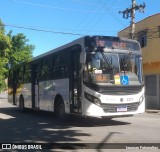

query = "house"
[[118, 13, 160, 109]]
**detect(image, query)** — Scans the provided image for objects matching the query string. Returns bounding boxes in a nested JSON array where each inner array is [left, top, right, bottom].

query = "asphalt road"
[[0, 98, 160, 152]]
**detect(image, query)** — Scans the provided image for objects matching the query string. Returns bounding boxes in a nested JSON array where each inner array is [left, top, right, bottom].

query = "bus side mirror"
[[80, 52, 86, 64]]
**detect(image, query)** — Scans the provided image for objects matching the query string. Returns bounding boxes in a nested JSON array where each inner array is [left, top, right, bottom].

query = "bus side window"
[[53, 53, 68, 79], [15, 67, 23, 88], [41, 58, 52, 81], [18, 66, 24, 84], [53, 54, 60, 78], [24, 64, 31, 83]]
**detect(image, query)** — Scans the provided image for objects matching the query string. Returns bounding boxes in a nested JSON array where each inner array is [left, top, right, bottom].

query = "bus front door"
[[70, 48, 82, 114]]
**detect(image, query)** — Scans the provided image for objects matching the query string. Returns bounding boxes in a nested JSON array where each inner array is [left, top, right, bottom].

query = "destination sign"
[[96, 39, 140, 51]]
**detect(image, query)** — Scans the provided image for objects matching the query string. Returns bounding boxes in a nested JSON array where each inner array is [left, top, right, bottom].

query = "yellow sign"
[[114, 75, 120, 85]]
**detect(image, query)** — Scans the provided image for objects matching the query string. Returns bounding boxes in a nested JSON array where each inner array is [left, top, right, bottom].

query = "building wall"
[[118, 13, 160, 109]]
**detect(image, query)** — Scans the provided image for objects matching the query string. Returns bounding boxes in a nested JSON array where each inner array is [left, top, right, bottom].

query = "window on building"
[[138, 31, 147, 48]]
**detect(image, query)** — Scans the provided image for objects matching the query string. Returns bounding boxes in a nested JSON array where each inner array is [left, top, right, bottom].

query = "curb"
[[145, 109, 160, 113]]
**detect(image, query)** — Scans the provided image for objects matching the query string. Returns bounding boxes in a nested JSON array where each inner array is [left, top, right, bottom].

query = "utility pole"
[[119, 0, 145, 39]]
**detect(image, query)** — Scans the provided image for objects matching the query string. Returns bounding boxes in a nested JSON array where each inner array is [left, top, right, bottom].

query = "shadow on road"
[[0, 106, 89, 143], [64, 115, 131, 127], [0, 102, 131, 151]]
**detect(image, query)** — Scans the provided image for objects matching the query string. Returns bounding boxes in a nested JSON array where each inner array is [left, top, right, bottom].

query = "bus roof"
[[32, 36, 86, 62], [31, 35, 139, 62]]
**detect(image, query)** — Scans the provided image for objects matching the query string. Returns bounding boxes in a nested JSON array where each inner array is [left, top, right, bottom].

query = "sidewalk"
[[0, 92, 8, 99], [145, 109, 160, 114]]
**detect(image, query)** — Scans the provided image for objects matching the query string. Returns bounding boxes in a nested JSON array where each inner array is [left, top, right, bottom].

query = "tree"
[[8, 32, 34, 68], [0, 19, 35, 91], [0, 19, 11, 91]]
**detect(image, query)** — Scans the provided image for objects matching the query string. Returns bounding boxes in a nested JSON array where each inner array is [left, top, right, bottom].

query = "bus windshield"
[[84, 51, 143, 87]]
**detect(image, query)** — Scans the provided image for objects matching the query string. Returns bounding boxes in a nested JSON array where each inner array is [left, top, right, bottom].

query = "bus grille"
[[100, 85, 144, 95], [101, 102, 140, 113]]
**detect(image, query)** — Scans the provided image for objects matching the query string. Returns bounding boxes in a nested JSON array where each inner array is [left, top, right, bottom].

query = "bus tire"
[[19, 96, 25, 113], [56, 98, 67, 121]]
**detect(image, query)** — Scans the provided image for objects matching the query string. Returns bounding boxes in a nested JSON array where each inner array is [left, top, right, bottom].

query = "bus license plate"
[[117, 106, 127, 112]]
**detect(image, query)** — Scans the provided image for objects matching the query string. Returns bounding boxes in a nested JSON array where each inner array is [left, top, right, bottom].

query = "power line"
[[65, 2, 100, 43], [5, 23, 118, 34], [70, 0, 96, 6], [76, 0, 115, 35], [4, 24, 86, 36], [80, 1, 106, 35], [92, 0, 118, 29], [98, 0, 126, 28], [86, 0, 113, 34], [74, 1, 99, 32], [11, 0, 105, 13]]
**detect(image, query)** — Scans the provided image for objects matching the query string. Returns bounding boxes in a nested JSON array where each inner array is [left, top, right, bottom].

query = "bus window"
[[17, 66, 24, 85], [41, 57, 52, 81], [24, 64, 31, 83], [53, 53, 68, 79]]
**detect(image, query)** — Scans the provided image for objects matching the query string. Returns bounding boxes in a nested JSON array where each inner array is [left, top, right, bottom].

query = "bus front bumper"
[[82, 100, 145, 118]]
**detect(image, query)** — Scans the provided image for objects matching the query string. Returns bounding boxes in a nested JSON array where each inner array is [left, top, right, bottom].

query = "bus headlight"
[[139, 95, 144, 105], [84, 92, 101, 106]]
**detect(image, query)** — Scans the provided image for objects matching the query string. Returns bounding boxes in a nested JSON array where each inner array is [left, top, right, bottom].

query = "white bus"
[[8, 36, 145, 120]]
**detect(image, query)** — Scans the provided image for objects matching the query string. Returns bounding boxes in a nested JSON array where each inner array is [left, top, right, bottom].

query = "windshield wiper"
[[120, 54, 132, 75], [100, 51, 113, 70]]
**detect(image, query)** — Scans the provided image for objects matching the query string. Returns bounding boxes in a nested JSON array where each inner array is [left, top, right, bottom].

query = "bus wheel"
[[56, 99, 67, 121], [19, 96, 25, 113]]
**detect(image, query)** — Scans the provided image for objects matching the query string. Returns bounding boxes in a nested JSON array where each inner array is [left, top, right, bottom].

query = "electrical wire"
[[97, 0, 126, 28], [4, 22, 119, 35], [11, 0, 105, 13], [81, 2, 106, 34], [88, 0, 117, 33], [74, 2, 99, 31], [70, 0, 96, 6], [4, 24, 86, 36]]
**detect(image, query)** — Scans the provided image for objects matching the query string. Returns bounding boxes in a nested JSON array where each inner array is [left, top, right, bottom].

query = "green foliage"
[[8, 32, 34, 68], [0, 19, 34, 91], [0, 19, 5, 34], [0, 20, 11, 91]]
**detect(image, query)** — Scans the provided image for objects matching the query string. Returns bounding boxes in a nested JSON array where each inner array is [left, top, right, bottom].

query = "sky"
[[0, 0, 160, 57]]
